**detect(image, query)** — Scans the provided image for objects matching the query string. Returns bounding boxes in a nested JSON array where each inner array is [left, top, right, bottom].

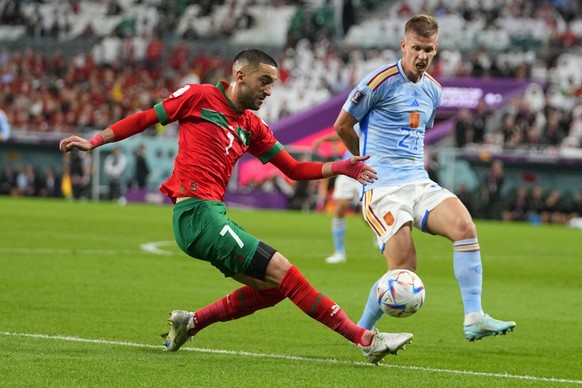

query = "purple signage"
[[437, 78, 533, 112], [270, 78, 535, 146]]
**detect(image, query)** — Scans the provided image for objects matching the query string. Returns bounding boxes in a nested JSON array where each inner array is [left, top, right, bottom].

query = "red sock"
[[279, 265, 366, 345], [192, 286, 285, 334]]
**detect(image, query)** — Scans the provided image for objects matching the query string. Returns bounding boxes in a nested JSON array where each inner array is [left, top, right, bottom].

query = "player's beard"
[[251, 97, 263, 110], [244, 93, 264, 111]]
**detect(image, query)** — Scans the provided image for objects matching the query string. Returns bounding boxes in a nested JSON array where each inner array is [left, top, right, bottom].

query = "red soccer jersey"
[[156, 82, 283, 202]]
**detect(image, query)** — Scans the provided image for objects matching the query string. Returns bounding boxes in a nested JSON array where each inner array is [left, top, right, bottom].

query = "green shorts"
[[173, 198, 260, 277]]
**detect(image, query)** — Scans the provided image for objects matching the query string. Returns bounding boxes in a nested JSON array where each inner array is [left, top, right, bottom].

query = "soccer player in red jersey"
[[59, 48, 412, 364]]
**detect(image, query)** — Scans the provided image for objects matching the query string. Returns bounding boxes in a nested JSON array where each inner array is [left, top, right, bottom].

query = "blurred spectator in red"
[[168, 41, 189, 71], [557, 23, 578, 48], [146, 33, 164, 73]]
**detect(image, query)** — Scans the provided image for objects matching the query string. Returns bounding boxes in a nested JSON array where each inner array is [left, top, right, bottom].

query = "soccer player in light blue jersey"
[[334, 14, 516, 343]]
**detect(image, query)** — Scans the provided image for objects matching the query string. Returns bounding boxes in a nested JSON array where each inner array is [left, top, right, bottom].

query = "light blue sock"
[[453, 238, 483, 314], [357, 280, 384, 329], [331, 218, 346, 255]]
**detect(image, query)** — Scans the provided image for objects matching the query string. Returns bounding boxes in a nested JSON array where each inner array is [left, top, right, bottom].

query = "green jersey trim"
[[154, 102, 170, 125], [201, 108, 228, 129], [217, 82, 243, 114], [258, 141, 284, 164]]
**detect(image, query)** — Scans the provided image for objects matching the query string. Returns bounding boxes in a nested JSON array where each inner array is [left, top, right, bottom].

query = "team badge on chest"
[[409, 111, 420, 129]]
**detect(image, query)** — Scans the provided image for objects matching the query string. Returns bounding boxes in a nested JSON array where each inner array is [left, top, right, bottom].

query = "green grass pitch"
[[1, 197, 581, 387]]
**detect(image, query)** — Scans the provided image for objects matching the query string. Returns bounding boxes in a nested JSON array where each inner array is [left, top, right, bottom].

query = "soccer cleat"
[[464, 313, 516, 341], [161, 310, 195, 351], [359, 330, 413, 365], [325, 252, 346, 264]]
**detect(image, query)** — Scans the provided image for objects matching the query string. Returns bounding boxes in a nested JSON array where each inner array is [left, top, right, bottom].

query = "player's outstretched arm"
[[59, 108, 159, 153], [59, 128, 114, 153], [327, 155, 377, 185], [59, 135, 92, 153], [270, 150, 377, 185]]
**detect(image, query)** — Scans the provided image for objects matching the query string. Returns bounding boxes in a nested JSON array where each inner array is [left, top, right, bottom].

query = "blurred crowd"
[[0, 162, 62, 197], [1, 0, 581, 224], [502, 186, 582, 224], [0, 0, 578, 136], [453, 158, 582, 225], [453, 91, 582, 151], [452, 179, 582, 226]]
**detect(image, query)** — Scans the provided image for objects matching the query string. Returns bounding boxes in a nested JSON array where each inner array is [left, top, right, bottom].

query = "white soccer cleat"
[[325, 252, 346, 264], [464, 313, 516, 341], [162, 310, 195, 351], [359, 330, 413, 365]]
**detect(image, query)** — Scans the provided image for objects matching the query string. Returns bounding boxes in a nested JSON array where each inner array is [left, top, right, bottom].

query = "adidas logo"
[[411, 99, 419, 107]]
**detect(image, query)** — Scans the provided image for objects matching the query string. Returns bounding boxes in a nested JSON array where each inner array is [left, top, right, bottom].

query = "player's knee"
[[455, 216, 477, 239], [264, 252, 291, 285], [271, 253, 291, 272]]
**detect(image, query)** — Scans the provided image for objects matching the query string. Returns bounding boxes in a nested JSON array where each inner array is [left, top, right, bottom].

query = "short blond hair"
[[405, 14, 439, 38]]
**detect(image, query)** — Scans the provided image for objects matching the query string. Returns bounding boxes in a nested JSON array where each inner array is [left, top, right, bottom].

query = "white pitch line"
[[139, 241, 176, 256], [0, 248, 140, 255], [0, 242, 176, 256], [0, 331, 580, 385], [0, 243, 328, 259]]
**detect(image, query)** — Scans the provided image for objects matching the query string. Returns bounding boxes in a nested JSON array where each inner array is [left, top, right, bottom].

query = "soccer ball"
[[376, 269, 425, 318]]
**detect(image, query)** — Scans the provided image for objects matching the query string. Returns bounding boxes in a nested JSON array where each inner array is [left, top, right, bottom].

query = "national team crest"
[[383, 211, 395, 226], [409, 111, 420, 129], [236, 127, 250, 146]]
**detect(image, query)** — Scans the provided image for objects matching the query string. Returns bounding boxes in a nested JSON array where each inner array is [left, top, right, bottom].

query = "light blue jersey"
[[343, 60, 442, 190]]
